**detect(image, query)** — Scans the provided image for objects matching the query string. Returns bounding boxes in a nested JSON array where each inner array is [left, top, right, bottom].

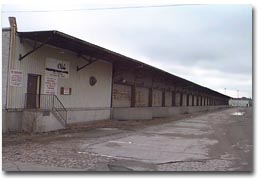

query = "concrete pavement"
[[2, 107, 253, 171]]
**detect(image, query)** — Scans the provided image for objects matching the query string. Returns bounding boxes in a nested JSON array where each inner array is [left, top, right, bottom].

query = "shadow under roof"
[[18, 30, 230, 99]]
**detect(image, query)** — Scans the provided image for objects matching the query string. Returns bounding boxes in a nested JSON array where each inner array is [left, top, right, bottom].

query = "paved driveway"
[[2, 107, 253, 171]]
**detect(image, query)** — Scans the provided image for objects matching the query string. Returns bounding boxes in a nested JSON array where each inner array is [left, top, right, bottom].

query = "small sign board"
[[10, 69, 23, 87], [60, 87, 72, 95], [44, 76, 58, 95]]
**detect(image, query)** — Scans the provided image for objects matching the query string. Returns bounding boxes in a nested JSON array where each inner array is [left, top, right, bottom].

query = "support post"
[[19, 37, 52, 61], [172, 91, 176, 106], [162, 89, 165, 107], [180, 92, 183, 106], [6, 17, 18, 109], [148, 88, 152, 107], [131, 85, 136, 107]]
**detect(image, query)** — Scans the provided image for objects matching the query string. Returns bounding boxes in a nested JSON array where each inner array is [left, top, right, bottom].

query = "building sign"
[[9, 69, 23, 87], [44, 76, 58, 95], [45, 57, 70, 78]]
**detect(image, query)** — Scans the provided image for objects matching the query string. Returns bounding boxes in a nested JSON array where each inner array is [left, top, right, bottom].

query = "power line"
[[2, 4, 204, 13]]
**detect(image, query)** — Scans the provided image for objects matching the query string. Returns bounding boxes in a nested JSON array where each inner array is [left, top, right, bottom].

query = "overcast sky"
[[1, 3, 252, 98]]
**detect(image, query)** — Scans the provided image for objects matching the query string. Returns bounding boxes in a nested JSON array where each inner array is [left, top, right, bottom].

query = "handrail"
[[25, 93, 67, 126], [53, 95, 67, 126]]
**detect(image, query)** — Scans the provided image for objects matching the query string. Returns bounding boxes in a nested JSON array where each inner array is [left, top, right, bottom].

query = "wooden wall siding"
[[152, 89, 162, 107], [164, 91, 172, 107], [112, 84, 131, 107], [135, 87, 149, 107], [175, 92, 181, 106]]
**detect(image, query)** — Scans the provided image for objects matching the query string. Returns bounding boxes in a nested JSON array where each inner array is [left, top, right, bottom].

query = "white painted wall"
[[229, 99, 249, 107], [7, 36, 112, 109]]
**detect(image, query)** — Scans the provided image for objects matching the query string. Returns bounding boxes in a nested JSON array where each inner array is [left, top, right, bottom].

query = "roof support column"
[[162, 89, 165, 107], [180, 92, 183, 106], [172, 91, 176, 106], [131, 85, 136, 107], [148, 88, 152, 107]]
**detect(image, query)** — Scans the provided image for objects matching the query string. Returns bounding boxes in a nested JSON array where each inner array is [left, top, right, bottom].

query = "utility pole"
[[237, 90, 239, 107]]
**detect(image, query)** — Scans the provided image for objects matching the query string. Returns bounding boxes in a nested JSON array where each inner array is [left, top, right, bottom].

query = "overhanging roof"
[[17, 30, 230, 99]]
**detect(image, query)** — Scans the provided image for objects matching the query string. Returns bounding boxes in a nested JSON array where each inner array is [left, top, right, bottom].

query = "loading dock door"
[[26, 74, 41, 108]]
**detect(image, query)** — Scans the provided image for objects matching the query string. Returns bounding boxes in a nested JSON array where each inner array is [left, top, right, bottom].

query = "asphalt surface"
[[2, 107, 253, 172]]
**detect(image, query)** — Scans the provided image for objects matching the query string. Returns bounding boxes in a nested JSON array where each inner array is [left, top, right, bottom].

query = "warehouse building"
[[2, 17, 230, 133]]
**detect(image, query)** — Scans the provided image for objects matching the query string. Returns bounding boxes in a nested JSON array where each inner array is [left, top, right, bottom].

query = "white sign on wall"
[[45, 57, 70, 78], [44, 76, 58, 95], [9, 69, 23, 87], [63, 88, 70, 95]]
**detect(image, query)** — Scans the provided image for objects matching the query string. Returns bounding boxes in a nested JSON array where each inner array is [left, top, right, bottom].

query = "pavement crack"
[[156, 159, 208, 165], [156, 157, 236, 166]]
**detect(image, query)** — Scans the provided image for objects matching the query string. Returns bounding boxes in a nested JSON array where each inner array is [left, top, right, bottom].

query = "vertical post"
[[148, 88, 152, 107], [110, 63, 114, 108], [52, 95, 55, 110], [237, 90, 239, 107], [172, 91, 176, 106], [180, 92, 183, 106], [131, 85, 136, 107], [187, 94, 189, 106], [24, 93, 27, 109], [6, 17, 18, 109], [162, 89, 165, 107]]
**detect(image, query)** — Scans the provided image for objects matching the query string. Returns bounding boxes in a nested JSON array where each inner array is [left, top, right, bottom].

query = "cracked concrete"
[[2, 107, 252, 171]]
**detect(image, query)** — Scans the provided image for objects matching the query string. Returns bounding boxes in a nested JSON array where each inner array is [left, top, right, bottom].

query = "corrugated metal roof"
[[17, 30, 230, 99]]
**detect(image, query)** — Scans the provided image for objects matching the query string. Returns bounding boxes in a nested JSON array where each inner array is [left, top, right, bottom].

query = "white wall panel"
[[8, 36, 112, 109]]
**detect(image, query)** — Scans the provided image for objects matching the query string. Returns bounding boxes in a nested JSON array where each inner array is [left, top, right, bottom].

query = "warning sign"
[[10, 69, 23, 87], [44, 76, 57, 95]]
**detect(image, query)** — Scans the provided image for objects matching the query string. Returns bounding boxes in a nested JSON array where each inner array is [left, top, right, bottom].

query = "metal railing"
[[25, 93, 67, 126], [52, 95, 67, 126]]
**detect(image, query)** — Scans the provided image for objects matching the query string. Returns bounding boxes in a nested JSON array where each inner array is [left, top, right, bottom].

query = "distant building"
[[229, 97, 252, 107]]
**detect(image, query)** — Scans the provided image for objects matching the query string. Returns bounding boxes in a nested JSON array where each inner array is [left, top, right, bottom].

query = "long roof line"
[[16, 29, 230, 99]]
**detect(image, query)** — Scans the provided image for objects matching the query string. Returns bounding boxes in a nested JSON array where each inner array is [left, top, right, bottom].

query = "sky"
[[1, 2, 252, 98]]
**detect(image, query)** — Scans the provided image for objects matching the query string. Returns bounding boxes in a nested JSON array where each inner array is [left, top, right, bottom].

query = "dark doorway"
[[26, 74, 41, 108]]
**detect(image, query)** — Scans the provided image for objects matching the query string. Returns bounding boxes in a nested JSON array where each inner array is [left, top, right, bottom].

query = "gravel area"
[[2, 135, 114, 170]]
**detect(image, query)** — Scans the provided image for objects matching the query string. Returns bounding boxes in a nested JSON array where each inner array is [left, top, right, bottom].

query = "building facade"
[[229, 98, 252, 107], [2, 17, 230, 133]]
